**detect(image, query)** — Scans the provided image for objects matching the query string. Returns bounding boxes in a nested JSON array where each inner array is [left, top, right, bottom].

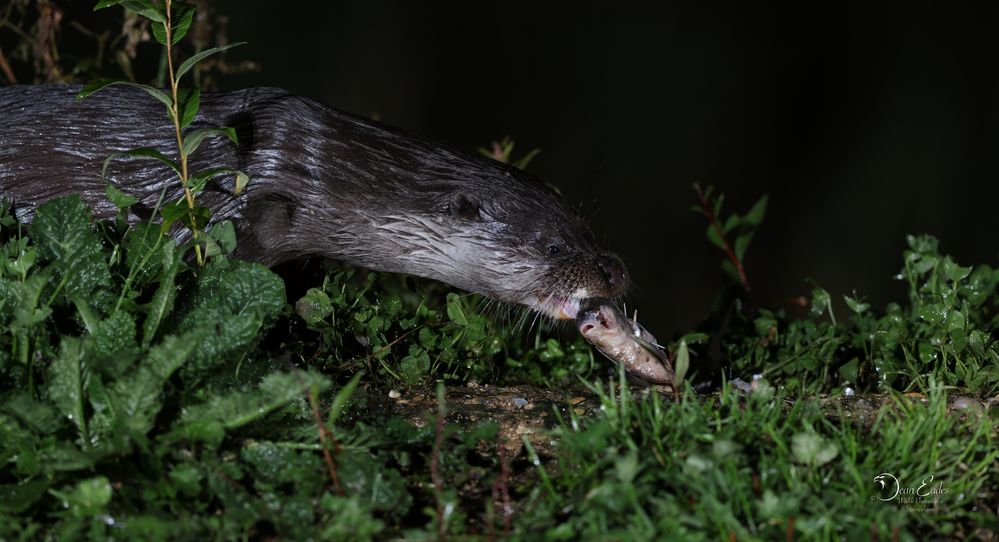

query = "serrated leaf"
[[29, 197, 110, 302], [89, 311, 138, 370], [111, 330, 203, 435], [181, 127, 238, 159], [125, 221, 168, 286], [142, 242, 182, 347], [1, 392, 60, 435], [77, 79, 171, 108], [176, 42, 246, 81], [49, 338, 89, 445], [176, 260, 285, 373], [175, 371, 330, 437]]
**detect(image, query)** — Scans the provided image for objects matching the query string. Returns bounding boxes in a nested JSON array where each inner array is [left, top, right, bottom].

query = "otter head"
[[262, 105, 629, 320], [417, 163, 629, 320]]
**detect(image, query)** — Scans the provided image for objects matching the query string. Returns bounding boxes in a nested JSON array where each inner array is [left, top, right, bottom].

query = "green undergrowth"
[[0, 194, 996, 540], [0, 195, 594, 540], [690, 189, 999, 397], [517, 375, 996, 541]]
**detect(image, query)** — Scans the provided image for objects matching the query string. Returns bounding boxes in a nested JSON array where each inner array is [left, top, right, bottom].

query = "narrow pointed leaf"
[[176, 42, 246, 81], [77, 79, 171, 108], [181, 127, 238, 159], [102, 148, 180, 182]]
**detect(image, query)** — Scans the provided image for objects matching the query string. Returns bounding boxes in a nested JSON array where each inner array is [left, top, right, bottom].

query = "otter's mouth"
[[529, 294, 584, 320]]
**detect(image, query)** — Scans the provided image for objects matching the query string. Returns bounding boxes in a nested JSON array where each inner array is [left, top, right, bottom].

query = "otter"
[[0, 85, 627, 320]]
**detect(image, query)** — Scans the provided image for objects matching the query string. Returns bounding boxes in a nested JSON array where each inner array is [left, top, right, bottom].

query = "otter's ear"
[[448, 191, 482, 220]]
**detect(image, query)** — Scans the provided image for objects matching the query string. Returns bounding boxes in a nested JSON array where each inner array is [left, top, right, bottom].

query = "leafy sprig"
[[78, 0, 248, 266]]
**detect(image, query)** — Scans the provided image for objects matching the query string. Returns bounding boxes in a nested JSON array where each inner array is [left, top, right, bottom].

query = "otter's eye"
[[547, 244, 562, 256]]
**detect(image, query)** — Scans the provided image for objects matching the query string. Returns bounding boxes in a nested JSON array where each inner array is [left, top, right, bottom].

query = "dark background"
[[12, 2, 999, 336], [213, 2, 999, 335]]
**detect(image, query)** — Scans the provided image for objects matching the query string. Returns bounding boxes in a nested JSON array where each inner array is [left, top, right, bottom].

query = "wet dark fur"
[[0, 85, 627, 314]]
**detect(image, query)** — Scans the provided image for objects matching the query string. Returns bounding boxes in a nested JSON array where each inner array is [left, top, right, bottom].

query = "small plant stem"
[[163, 0, 203, 265], [694, 183, 751, 293], [308, 389, 343, 495], [431, 383, 448, 541]]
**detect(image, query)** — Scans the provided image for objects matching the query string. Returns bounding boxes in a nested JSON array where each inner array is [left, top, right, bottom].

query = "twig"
[[497, 443, 512, 537], [693, 183, 751, 293], [0, 46, 15, 84], [430, 383, 448, 540], [307, 390, 343, 495]]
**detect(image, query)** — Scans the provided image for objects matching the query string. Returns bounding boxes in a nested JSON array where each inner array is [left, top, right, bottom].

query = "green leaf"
[[102, 147, 181, 182], [843, 294, 870, 315], [674, 340, 689, 385], [704, 224, 724, 250], [111, 330, 203, 435], [295, 288, 332, 326], [77, 79, 171, 108], [0, 480, 50, 514], [941, 257, 972, 283], [48, 338, 89, 444], [94, 0, 127, 9], [722, 214, 739, 234], [733, 231, 754, 261], [445, 293, 468, 325], [118, 0, 166, 23], [150, 1, 196, 45], [809, 287, 836, 326], [141, 242, 182, 347], [178, 85, 201, 129], [188, 167, 247, 195], [125, 221, 169, 286], [2, 392, 60, 435], [327, 372, 364, 426], [29, 197, 110, 302], [160, 202, 211, 233], [176, 42, 246, 81], [105, 183, 138, 209], [48, 476, 112, 517], [175, 370, 330, 436], [176, 260, 285, 373], [744, 195, 769, 226], [89, 311, 138, 369], [791, 432, 838, 467], [181, 127, 238, 159]]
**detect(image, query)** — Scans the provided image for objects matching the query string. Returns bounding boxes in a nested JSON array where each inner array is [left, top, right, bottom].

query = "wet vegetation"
[[0, 1, 996, 540]]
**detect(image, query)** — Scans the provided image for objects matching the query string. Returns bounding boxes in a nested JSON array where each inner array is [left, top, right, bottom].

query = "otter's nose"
[[598, 254, 628, 296]]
